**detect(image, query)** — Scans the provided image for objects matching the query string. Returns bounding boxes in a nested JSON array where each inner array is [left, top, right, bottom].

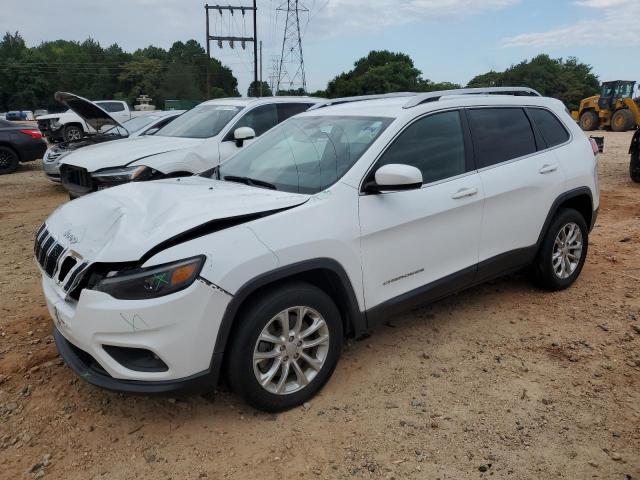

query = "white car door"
[[359, 110, 484, 311], [466, 107, 567, 271]]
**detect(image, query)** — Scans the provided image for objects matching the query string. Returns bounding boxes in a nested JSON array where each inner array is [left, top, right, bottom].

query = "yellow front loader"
[[572, 80, 640, 132]]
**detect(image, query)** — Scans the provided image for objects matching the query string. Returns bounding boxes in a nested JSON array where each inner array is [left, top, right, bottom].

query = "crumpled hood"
[[44, 176, 308, 263], [60, 135, 205, 171]]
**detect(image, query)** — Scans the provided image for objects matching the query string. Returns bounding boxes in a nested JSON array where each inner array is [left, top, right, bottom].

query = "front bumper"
[[42, 273, 231, 391], [53, 327, 223, 394]]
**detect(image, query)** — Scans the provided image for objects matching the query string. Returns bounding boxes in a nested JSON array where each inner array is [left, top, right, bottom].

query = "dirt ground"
[[0, 131, 639, 480]]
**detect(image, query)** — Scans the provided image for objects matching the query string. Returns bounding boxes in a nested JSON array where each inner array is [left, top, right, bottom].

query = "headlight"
[[92, 165, 155, 183], [50, 119, 61, 129], [93, 256, 205, 300]]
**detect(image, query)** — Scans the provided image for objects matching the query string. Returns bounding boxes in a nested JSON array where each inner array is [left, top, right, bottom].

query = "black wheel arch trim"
[[211, 258, 366, 358], [536, 187, 596, 241]]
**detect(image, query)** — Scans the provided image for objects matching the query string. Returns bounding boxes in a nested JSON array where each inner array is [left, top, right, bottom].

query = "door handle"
[[451, 187, 478, 199], [539, 164, 558, 174]]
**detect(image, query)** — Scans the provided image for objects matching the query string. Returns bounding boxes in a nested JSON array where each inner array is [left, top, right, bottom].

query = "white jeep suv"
[[36, 88, 599, 411]]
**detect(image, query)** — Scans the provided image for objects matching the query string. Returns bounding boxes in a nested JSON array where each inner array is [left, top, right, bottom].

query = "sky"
[[1, 0, 639, 95]]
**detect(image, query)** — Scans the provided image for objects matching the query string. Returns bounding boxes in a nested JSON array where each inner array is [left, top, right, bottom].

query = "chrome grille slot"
[[45, 244, 64, 276], [64, 262, 88, 292], [58, 256, 78, 282], [38, 236, 55, 266]]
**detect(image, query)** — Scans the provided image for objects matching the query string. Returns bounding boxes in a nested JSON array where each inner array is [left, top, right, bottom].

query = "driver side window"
[[375, 110, 467, 185], [225, 104, 278, 140]]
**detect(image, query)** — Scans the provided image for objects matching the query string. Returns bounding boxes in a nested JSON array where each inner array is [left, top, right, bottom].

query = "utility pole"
[[276, 0, 307, 94], [259, 40, 263, 96], [205, 2, 259, 97], [252, 0, 258, 93], [205, 4, 211, 98]]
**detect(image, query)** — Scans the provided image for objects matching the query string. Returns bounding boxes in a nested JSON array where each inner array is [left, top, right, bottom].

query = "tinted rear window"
[[527, 108, 570, 148], [97, 102, 126, 113], [277, 103, 312, 122], [467, 108, 537, 168]]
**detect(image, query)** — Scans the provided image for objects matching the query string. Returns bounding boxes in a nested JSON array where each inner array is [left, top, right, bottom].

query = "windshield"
[[217, 115, 392, 194], [155, 104, 242, 138]]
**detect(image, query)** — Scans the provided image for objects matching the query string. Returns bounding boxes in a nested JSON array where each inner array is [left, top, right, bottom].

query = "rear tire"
[[611, 109, 633, 132], [579, 110, 599, 131], [227, 282, 343, 412], [62, 125, 83, 142], [0, 146, 19, 175], [532, 208, 588, 291]]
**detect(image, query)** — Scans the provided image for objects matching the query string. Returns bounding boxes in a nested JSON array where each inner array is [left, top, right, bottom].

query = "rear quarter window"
[[467, 108, 537, 168], [527, 108, 570, 148]]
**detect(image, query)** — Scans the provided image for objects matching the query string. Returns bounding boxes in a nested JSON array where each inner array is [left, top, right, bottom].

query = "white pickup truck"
[[37, 99, 144, 142]]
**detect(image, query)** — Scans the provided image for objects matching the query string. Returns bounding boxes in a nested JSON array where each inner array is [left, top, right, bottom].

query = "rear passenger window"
[[527, 108, 570, 148], [467, 108, 536, 168], [376, 110, 466, 184], [98, 102, 125, 113], [277, 103, 311, 123]]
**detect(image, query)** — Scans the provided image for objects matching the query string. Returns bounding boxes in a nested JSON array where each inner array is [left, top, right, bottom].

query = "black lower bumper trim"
[[53, 326, 222, 395]]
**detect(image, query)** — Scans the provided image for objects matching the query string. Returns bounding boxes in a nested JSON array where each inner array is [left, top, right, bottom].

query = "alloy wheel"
[[552, 222, 583, 279], [253, 306, 330, 395], [0, 150, 13, 169]]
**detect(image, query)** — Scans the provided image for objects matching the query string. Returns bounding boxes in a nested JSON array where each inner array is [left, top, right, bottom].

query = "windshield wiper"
[[223, 175, 277, 190]]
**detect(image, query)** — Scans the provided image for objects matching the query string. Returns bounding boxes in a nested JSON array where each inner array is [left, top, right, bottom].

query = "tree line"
[[0, 32, 239, 112], [1, 31, 600, 113]]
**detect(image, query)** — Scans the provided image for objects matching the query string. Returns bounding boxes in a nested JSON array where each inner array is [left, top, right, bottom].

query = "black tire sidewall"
[[0, 146, 19, 175], [631, 150, 640, 183], [227, 282, 343, 412], [534, 208, 589, 290]]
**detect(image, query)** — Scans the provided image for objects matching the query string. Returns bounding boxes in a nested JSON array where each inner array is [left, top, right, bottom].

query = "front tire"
[[62, 125, 83, 142], [611, 109, 633, 132], [0, 146, 19, 175], [227, 282, 343, 412], [532, 208, 588, 291]]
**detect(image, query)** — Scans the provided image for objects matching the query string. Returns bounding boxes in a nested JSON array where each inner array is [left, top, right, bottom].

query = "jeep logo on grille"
[[63, 230, 80, 245]]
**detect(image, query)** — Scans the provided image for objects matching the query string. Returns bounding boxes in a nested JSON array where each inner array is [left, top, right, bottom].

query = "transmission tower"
[[276, 0, 307, 94]]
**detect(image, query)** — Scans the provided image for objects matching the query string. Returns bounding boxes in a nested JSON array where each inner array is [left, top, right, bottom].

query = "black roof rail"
[[307, 92, 417, 111], [402, 87, 542, 109]]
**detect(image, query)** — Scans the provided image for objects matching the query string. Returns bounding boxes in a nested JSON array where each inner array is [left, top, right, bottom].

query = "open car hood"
[[44, 176, 309, 263], [54, 91, 124, 133]]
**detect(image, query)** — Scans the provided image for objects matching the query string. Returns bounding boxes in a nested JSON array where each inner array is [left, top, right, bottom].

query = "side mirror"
[[145, 127, 160, 135], [233, 126, 256, 147], [365, 164, 423, 193]]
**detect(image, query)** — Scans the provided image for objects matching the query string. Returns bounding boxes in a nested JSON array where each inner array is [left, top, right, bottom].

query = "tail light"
[[589, 136, 603, 155], [20, 129, 43, 139]]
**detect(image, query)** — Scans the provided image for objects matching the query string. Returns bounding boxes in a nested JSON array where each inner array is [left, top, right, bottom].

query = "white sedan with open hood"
[[43, 92, 183, 183], [58, 96, 319, 198]]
